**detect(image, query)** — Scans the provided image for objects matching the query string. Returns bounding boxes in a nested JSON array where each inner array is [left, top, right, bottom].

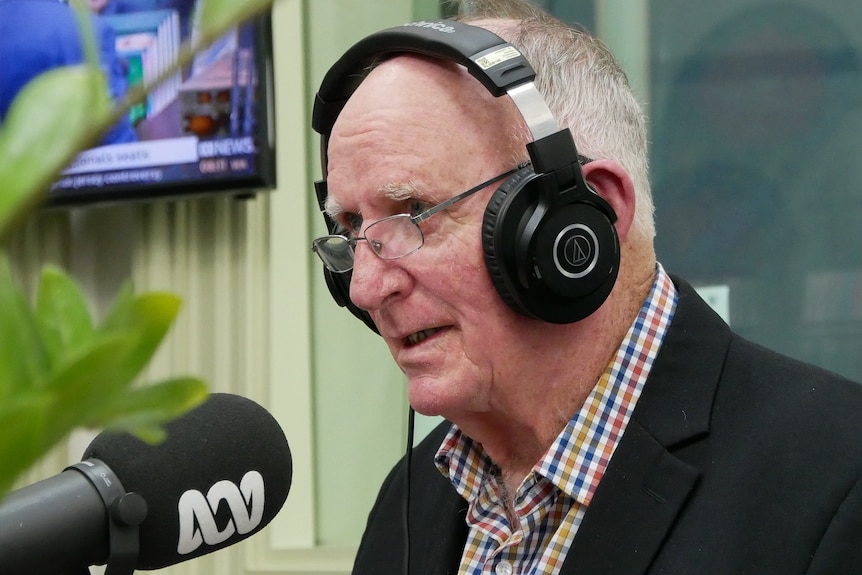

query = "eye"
[[339, 212, 363, 235], [407, 199, 430, 218]]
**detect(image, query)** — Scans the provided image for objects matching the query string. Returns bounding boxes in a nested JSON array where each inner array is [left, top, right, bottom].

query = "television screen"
[[0, 0, 276, 207]]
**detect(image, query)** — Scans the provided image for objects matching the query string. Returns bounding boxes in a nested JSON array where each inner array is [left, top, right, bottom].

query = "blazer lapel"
[[407, 422, 470, 575], [561, 420, 700, 574], [560, 277, 731, 574], [422, 489, 468, 575]]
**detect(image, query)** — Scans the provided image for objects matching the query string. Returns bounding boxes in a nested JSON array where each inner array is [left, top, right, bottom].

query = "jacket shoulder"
[[352, 420, 467, 575]]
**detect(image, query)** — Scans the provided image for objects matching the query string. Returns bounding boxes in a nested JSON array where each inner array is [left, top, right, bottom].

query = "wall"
[[7, 1, 437, 574]]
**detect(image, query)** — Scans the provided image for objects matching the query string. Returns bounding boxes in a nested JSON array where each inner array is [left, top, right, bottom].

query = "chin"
[[406, 373, 477, 419], [406, 385, 448, 417]]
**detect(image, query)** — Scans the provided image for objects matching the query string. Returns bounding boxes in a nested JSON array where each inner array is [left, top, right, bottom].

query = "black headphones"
[[312, 19, 620, 333]]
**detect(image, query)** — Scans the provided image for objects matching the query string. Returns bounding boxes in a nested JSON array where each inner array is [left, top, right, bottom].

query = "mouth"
[[406, 327, 445, 347]]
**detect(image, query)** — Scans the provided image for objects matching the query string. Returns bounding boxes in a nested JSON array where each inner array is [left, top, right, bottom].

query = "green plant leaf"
[[93, 377, 209, 441], [44, 334, 142, 438], [0, 0, 283, 502], [0, 393, 52, 495], [0, 66, 110, 238], [35, 265, 97, 366], [196, 0, 273, 42], [68, 0, 100, 70], [0, 256, 50, 401], [99, 291, 182, 386]]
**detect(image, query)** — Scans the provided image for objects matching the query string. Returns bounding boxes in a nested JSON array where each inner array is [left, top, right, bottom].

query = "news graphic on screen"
[[3, 0, 276, 207]]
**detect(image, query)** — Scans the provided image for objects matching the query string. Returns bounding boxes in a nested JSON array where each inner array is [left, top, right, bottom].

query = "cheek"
[[423, 224, 497, 298], [416, 216, 524, 326], [437, 246, 516, 333]]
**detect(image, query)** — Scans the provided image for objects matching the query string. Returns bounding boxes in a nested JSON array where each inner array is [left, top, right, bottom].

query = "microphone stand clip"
[[67, 460, 148, 575]]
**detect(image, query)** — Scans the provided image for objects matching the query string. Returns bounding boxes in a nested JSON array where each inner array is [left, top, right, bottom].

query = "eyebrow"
[[381, 180, 424, 202], [324, 180, 423, 219]]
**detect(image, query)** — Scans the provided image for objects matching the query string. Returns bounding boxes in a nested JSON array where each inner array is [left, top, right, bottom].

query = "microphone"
[[0, 392, 292, 574]]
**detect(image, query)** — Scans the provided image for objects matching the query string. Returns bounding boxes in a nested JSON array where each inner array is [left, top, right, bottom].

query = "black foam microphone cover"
[[83, 392, 292, 570]]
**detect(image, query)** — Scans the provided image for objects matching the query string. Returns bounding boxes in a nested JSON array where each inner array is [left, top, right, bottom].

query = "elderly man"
[[311, 1, 862, 573]]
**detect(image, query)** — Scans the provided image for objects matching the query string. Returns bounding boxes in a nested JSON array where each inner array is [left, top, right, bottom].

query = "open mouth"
[[406, 327, 444, 347]]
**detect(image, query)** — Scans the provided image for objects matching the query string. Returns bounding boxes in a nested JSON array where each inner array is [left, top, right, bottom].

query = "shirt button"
[[495, 561, 514, 575]]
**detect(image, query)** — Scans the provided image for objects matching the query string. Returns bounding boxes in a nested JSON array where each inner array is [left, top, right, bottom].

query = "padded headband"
[[312, 19, 561, 167]]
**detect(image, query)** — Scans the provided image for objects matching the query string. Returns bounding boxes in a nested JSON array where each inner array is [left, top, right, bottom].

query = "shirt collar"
[[436, 264, 678, 506]]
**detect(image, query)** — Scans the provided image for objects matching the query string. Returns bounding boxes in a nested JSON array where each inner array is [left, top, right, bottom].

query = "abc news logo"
[[177, 470, 265, 555]]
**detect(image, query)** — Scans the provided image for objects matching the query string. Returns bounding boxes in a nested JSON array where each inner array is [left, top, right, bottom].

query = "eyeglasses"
[[311, 165, 525, 273]]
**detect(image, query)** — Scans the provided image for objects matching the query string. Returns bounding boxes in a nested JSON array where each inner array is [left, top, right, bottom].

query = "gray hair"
[[453, 0, 655, 239]]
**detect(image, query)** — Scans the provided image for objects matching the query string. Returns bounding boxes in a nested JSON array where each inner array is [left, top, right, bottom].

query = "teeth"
[[407, 328, 440, 346]]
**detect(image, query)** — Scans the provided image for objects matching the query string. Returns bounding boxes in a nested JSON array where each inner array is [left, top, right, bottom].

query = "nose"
[[348, 240, 410, 313]]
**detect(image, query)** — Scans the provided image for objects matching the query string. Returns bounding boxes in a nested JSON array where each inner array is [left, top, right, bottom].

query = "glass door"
[[649, 0, 862, 381], [540, 0, 862, 381]]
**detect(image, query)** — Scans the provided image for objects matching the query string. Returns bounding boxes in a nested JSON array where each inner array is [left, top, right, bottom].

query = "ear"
[[581, 159, 637, 243]]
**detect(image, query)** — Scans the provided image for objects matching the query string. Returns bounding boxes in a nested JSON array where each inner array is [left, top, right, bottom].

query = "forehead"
[[324, 56, 524, 206]]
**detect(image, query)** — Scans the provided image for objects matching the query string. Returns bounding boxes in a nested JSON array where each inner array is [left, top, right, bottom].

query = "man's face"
[[325, 56, 548, 421]]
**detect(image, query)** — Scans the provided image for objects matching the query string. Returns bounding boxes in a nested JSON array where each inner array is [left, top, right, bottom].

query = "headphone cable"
[[403, 405, 415, 575]]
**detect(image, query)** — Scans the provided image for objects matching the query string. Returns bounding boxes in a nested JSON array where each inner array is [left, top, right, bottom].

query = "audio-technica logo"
[[402, 20, 456, 33], [177, 470, 265, 554], [565, 235, 592, 267], [553, 224, 599, 279]]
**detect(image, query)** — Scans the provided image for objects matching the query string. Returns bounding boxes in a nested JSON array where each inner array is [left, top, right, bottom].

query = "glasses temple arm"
[[412, 163, 529, 224]]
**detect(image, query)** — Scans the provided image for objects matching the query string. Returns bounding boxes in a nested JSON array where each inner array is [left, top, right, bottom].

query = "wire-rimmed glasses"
[[311, 165, 525, 273]]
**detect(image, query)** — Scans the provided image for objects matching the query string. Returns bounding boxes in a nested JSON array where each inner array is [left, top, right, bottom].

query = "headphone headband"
[[312, 20, 559, 143]]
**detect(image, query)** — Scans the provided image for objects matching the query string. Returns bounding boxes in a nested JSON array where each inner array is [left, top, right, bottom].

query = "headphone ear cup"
[[531, 200, 620, 321], [482, 169, 620, 324], [482, 168, 538, 316]]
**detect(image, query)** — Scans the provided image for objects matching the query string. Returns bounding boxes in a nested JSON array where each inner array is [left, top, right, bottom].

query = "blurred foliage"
[[0, 257, 209, 495], [0, 0, 276, 498]]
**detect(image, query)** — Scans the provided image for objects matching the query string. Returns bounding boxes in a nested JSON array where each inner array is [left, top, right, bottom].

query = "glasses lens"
[[365, 215, 424, 260], [312, 236, 354, 272]]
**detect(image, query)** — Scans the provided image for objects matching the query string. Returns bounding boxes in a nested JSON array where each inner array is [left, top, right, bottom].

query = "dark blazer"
[[352, 276, 862, 575]]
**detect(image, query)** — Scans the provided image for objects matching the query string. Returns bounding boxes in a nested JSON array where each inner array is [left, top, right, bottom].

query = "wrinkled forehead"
[[330, 54, 517, 143], [325, 56, 527, 192]]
